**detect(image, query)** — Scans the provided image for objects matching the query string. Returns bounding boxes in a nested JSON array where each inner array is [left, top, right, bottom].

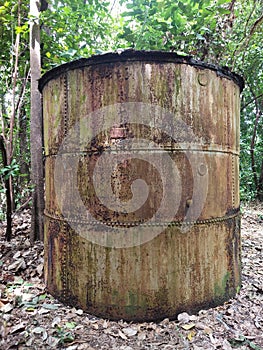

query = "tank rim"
[[38, 49, 244, 92]]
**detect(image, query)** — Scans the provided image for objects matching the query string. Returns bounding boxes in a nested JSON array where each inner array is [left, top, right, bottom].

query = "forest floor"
[[0, 203, 262, 350]]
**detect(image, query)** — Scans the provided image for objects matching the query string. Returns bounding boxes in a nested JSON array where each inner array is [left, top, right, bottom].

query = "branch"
[[249, 13, 263, 37], [14, 196, 32, 213], [242, 1, 256, 41], [241, 93, 263, 111], [241, 13, 263, 64], [0, 102, 7, 144], [232, 7, 263, 67], [15, 67, 30, 117], [250, 87, 262, 189], [9, 0, 21, 164]]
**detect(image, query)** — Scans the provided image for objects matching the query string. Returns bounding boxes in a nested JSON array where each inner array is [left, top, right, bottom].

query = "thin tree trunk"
[[0, 135, 12, 241], [250, 111, 259, 190], [249, 87, 262, 194], [19, 105, 30, 186], [30, 0, 45, 242], [258, 159, 263, 201]]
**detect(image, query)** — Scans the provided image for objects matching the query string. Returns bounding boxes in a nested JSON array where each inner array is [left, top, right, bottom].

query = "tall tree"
[[29, 0, 44, 242], [0, 0, 29, 240]]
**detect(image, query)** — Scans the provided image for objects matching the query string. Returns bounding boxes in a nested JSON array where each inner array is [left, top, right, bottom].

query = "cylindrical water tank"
[[39, 50, 244, 321]]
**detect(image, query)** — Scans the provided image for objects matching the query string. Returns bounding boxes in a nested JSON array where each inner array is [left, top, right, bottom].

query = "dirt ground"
[[0, 203, 262, 349]]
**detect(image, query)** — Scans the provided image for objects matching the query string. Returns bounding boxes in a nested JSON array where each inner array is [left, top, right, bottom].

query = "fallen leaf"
[[0, 303, 14, 313], [8, 258, 26, 271], [181, 323, 196, 330], [10, 322, 26, 334], [36, 264, 43, 275], [13, 251, 21, 259], [21, 293, 35, 302], [75, 309, 84, 315], [118, 330, 127, 340], [122, 327, 138, 337], [38, 293, 47, 301], [32, 326, 45, 334], [102, 320, 109, 329], [177, 312, 190, 323], [195, 322, 206, 330], [204, 326, 213, 334], [52, 316, 61, 327], [42, 303, 59, 310], [187, 330, 196, 341], [46, 335, 60, 347], [222, 339, 233, 350], [65, 322, 77, 329], [38, 307, 50, 314], [160, 318, 170, 325], [189, 315, 198, 321], [138, 331, 146, 340]]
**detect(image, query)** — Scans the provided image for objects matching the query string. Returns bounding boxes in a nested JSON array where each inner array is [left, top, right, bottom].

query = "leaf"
[[102, 320, 109, 328], [38, 293, 47, 301], [65, 322, 76, 329], [36, 263, 43, 275], [181, 323, 196, 330], [8, 259, 26, 271], [38, 307, 51, 314], [33, 326, 45, 334], [52, 316, 61, 327], [25, 306, 37, 311], [217, 0, 230, 4], [75, 308, 83, 315], [118, 330, 127, 340], [46, 336, 60, 347], [217, 8, 231, 14], [42, 303, 59, 310], [196, 33, 205, 40], [204, 326, 213, 334], [11, 322, 26, 334], [0, 302, 14, 313], [177, 312, 190, 322], [222, 339, 233, 350], [122, 327, 138, 337], [60, 332, 74, 343], [187, 330, 196, 341]]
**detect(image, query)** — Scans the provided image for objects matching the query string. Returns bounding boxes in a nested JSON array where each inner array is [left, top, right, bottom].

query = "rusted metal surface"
[[41, 50, 243, 321]]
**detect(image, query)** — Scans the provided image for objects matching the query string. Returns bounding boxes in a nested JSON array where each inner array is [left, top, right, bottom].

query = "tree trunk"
[[29, 0, 45, 242], [0, 135, 12, 241], [19, 105, 30, 187], [257, 159, 263, 201]]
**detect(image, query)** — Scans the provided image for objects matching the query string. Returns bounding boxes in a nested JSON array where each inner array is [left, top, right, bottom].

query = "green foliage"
[[0, 158, 20, 180], [40, 0, 114, 70], [117, 0, 233, 60], [55, 325, 75, 345]]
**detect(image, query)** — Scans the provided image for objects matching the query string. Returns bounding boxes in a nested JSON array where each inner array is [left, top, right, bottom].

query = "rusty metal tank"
[[39, 50, 244, 321]]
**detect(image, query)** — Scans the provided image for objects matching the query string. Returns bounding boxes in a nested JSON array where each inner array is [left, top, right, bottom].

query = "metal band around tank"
[[44, 209, 240, 227]]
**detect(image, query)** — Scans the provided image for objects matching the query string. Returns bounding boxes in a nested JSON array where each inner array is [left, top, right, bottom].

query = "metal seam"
[[44, 210, 240, 227], [63, 74, 68, 137], [232, 154, 236, 207], [44, 149, 240, 157], [61, 74, 68, 302], [61, 221, 67, 301]]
